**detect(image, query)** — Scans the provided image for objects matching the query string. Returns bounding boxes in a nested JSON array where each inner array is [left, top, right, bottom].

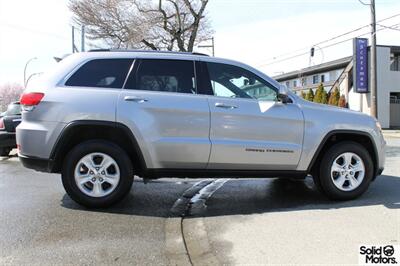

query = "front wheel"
[[62, 140, 134, 208], [317, 141, 374, 200]]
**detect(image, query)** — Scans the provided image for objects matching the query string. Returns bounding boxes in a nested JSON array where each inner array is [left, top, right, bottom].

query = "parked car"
[[0, 102, 21, 156], [16, 50, 385, 208]]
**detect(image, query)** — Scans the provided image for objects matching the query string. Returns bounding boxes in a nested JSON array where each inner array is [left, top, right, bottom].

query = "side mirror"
[[278, 85, 290, 103]]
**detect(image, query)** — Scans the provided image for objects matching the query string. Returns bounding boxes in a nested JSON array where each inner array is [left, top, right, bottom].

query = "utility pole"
[[370, 0, 378, 118], [198, 37, 215, 56], [211, 37, 215, 57], [72, 26, 75, 53], [81, 25, 85, 52], [72, 26, 81, 53]]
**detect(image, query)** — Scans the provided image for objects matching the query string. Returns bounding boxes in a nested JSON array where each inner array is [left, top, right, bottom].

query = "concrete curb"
[[165, 180, 226, 266], [383, 134, 400, 139], [183, 218, 220, 266], [165, 218, 191, 266]]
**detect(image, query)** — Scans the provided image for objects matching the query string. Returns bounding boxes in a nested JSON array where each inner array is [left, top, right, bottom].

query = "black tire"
[[0, 148, 11, 157], [312, 171, 325, 194], [317, 141, 374, 200], [62, 140, 134, 208]]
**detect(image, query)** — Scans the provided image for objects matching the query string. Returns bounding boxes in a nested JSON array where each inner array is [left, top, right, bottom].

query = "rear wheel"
[[316, 141, 373, 200], [62, 140, 133, 208]]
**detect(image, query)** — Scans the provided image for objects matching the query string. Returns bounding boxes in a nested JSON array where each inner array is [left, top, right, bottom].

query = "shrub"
[[313, 83, 325, 103], [338, 95, 347, 108], [328, 87, 340, 106], [305, 88, 314, 101]]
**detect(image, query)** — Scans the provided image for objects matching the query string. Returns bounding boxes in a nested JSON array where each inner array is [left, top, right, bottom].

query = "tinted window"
[[65, 59, 133, 88], [5, 103, 21, 116], [206, 62, 277, 101], [125, 59, 196, 94], [195, 61, 214, 95]]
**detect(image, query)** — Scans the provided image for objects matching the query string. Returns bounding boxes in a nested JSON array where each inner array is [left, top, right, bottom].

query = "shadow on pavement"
[[61, 174, 400, 218], [204, 174, 400, 217]]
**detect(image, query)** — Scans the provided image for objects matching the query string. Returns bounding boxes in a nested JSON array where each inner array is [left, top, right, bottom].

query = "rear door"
[[202, 61, 304, 170], [117, 59, 211, 169]]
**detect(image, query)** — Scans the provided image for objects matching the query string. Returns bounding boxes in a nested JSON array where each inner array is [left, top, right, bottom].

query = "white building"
[[273, 45, 400, 129], [273, 56, 352, 93]]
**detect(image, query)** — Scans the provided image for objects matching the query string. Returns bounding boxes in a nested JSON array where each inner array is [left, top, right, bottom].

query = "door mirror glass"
[[278, 85, 290, 103], [278, 84, 289, 96]]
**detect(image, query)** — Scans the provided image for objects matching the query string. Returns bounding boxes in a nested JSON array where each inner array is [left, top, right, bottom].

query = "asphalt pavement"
[[0, 137, 399, 265]]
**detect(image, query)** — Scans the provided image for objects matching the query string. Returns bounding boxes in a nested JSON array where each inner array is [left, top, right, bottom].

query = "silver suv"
[[16, 50, 386, 208]]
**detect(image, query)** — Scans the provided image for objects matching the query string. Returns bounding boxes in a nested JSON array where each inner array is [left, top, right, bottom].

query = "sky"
[[0, 0, 399, 85]]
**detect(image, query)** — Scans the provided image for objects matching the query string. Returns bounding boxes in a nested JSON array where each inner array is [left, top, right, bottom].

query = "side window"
[[65, 59, 133, 88], [125, 59, 196, 94], [205, 62, 278, 101]]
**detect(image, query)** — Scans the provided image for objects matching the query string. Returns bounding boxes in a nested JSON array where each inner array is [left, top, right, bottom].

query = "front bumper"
[[19, 154, 53, 173], [0, 131, 16, 148]]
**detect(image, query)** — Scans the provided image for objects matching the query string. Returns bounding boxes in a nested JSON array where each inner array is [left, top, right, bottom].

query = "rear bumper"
[[19, 154, 53, 173], [0, 131, 16, 148]]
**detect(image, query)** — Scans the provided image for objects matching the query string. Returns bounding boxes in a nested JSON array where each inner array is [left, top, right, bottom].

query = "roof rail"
[[87, 49, 210, 56]]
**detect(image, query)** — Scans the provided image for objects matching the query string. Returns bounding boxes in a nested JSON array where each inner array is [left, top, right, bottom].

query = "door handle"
[[215, 102, 238, 109], [124, 96, 148, 103]]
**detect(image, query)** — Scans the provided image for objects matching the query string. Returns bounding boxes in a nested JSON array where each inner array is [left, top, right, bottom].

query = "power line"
[[258, 22, 400, 67], [255, 12, 400, 65], [376, 23, 400, 31], [357, 0, 371, 6]]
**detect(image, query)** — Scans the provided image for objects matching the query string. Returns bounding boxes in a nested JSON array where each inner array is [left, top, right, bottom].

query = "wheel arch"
[[307, 130, 378, 177], [50, 120, 147, 174]]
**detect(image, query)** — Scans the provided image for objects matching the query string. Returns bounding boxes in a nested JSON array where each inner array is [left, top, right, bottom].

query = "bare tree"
[[0, 83, 24, 112], [69, 0, 213, 51]]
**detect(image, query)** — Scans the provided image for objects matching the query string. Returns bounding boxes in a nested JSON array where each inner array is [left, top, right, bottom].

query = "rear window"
[[124, 59, 196, 94], [5, 103, 21, 116], [65, 59, 133, 88]]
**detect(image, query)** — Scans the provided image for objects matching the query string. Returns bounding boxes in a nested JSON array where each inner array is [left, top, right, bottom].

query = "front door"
[[203, 61, 304, 170]]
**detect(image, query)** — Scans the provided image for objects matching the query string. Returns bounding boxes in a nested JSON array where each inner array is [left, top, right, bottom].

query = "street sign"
[[353, 38, 369, 93]]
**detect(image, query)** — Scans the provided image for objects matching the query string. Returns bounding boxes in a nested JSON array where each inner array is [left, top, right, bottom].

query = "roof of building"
[[273, 56, 353, 81], [273, 45, 400, 82]]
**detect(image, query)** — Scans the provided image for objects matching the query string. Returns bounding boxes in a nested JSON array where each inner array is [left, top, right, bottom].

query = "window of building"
[[301, 77, 307, 86], [125, 59, 196, 94], [285, 81, 290, 88], [205, 62, 277, 101], [390, 53, 400, 71], [65, 59, 133, 88], [312, 75, 319, 84], [321, 74, 325, 83], [293, 80, 297, 87]]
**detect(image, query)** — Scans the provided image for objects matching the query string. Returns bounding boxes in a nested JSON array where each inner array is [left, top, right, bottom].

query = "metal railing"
[[390, 98, 400, 104]]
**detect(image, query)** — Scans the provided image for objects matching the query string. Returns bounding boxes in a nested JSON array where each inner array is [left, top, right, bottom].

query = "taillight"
[[0, 118, 4, 130], [20, 92, 44, 111]]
